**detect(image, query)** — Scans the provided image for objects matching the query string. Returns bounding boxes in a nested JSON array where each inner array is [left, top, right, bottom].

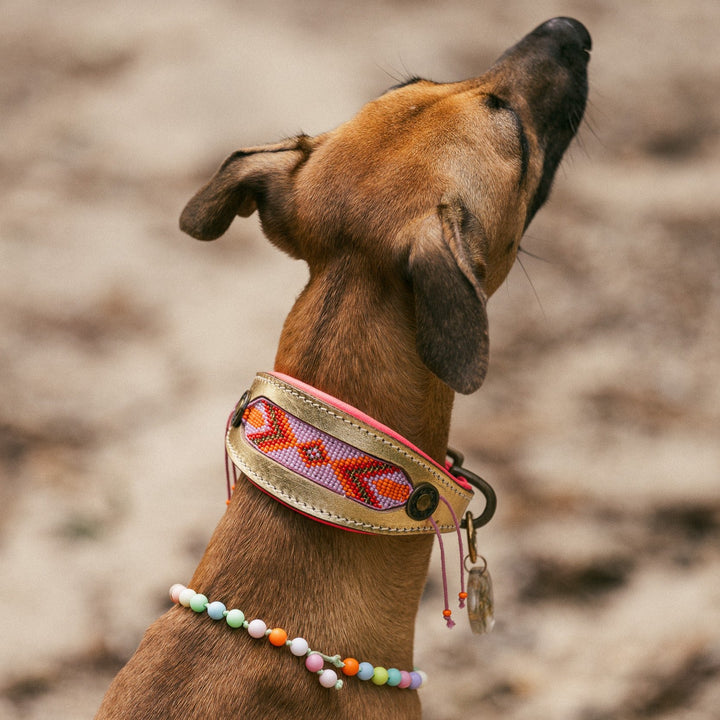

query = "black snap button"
[[406, 483, 440, 521]]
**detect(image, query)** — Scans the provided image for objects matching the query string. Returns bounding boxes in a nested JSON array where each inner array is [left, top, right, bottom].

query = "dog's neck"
[[190, 265, 450, 683], [274, 263, 455, 462]]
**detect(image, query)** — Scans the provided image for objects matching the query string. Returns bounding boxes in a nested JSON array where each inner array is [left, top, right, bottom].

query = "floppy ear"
[[407, 202, 489, 394], [179, 136, 312, 257]]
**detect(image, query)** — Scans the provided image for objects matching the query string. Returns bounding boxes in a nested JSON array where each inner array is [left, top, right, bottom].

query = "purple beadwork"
[[241, 398, 413, 511]]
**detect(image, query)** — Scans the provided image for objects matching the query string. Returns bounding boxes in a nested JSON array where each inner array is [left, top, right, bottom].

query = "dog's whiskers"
[[516, 252, 546, 318], [518, 244, 552, 264], [578, 98, 605, 153]]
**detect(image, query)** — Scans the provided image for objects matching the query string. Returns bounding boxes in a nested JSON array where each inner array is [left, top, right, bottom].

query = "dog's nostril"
[[540, 16, 592, 53]]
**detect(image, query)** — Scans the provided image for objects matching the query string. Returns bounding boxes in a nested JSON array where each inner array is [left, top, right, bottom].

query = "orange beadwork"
[[442, 609, 452, 618], [242, 398, 414, 512], [268, 628, 288, 647], [458, 591, 468, 600], [375, 476, 412, 503], [341, 657, 360, 676]]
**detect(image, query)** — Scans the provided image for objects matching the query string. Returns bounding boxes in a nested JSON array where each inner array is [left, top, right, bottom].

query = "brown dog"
[[96, 17, 589, 719]]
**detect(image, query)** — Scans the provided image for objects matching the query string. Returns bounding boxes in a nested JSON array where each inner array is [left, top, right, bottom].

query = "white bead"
[[289, 637, 309, 656], [247, 619, 267, 638], [178, 588, 196, 607], [417, 670, 428, 686], [318, 669, 338, 688]]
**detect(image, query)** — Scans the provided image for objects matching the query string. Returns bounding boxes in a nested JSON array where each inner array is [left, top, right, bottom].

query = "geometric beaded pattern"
[[242, 398, 413, 511]]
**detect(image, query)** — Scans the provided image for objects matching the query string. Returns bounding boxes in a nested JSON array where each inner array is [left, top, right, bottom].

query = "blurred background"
[[2, 1, 719, 718]]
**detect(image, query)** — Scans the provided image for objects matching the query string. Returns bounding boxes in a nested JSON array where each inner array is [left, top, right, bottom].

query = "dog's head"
[[181, 18, 590, 394]]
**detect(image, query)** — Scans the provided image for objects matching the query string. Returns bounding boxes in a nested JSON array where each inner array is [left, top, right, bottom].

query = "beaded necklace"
[[169, 583, 426, 691]]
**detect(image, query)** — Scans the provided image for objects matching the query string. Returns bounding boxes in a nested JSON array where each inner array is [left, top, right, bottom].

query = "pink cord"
[[429, 495, 468, 628], [439, 495, 466, 607], [428, 515, 455, 628]]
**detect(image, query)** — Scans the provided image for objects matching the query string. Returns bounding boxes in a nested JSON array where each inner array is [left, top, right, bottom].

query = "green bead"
[[386, 668, 402, 686], [225, 608, 245, 628], [371, 666, 389, 685], [190, 594, 208, 612]]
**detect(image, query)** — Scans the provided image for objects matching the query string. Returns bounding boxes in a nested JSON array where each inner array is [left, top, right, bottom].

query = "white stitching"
[[230, 451, 453, 533]]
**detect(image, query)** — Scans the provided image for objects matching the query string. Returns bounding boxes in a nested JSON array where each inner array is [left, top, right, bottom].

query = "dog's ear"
[[407, 202, 489, 394], [179, 136, 312, 257]]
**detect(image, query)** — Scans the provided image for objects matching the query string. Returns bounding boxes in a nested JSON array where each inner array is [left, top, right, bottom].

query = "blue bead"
[[357, 662, 374, 681], [386, 668, 402, 686], [206, 601, 226, 620]]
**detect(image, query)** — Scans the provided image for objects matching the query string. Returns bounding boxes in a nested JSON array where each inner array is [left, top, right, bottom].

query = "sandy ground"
[[2, 1, 719, 718]]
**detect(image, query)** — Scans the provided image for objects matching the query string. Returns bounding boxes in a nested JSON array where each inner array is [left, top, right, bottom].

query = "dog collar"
[[225, 372, 494, 535]]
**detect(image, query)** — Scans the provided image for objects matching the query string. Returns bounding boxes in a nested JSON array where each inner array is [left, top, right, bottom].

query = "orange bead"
[[459, 592, 468, 600], [268, 628, 288, 647], [342, 657, 360, 676], [442, 609, 452, 618]]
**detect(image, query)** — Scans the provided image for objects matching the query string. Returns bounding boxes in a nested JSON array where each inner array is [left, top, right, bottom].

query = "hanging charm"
[[464, 511, 495, 634], [466, 559, 495, 634]]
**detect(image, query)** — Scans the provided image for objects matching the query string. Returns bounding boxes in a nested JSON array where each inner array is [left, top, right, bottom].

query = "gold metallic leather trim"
[[225, 373, 474, 534]]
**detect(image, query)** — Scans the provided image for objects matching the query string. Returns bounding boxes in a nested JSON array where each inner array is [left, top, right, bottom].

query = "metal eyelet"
[[405, 483, 440, 521]]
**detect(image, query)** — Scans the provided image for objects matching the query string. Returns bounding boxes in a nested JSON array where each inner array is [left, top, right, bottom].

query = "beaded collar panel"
[[225, 372, 476, 535]]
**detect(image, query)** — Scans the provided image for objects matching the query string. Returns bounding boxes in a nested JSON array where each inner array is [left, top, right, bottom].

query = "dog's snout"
[[478, 17, 590, 231], [496, 16, 591, 71], [537, 17, 592, 55]]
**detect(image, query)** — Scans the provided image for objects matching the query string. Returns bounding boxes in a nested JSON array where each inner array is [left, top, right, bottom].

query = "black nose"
[[536, 17, 592, 53]]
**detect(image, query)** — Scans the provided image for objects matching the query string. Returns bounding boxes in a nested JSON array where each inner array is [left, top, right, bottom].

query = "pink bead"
[[305, 653, 324, 673], [398, 670, 412, 688], [247, 619, 267, 638], [318, 669, 338, 688], [169, 584, 185, 604]]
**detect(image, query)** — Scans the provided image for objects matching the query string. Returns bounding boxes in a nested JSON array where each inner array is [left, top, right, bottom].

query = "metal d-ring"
[[447, 448, 497, 530]]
